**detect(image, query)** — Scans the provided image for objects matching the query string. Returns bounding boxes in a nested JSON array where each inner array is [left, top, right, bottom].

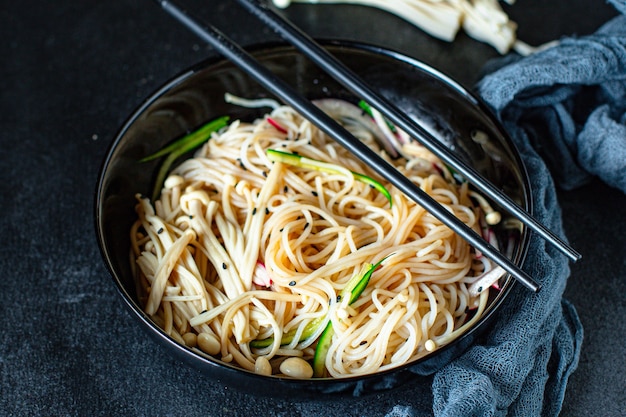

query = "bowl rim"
[[94, 39, 532, 389]]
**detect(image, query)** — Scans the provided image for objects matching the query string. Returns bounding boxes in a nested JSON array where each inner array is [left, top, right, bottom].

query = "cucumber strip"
[[312, 321, 334, 377], [140, 116, 230, 201], [249, 316, 324, 349], [140, 116, 230, 162], [266, 149, 392, 207], [312, 255, 390, 377], [347, 255, 389, 304]]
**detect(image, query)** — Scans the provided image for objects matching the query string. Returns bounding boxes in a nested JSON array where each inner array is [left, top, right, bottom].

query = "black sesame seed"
[[262, 171, 267, 178], [222, 263, 227, 270], [360, 341, 367, 346], [279, 228, 284, 232], [252, 207, 257, 215], [157, 227, 164, 234], [265, 207, 270, 215], [312, 191, 318, 197], [336, 295, 342, 302], [304, 222, 309, 229], [288, 280, 296, 286], [284, 185, 288, 193]]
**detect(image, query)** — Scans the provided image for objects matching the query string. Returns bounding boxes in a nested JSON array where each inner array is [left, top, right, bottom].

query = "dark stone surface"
[[1, 0, 623, 415]]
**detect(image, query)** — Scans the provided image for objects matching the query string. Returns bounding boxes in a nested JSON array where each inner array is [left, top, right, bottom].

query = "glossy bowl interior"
[[95, 41, 531, 397]]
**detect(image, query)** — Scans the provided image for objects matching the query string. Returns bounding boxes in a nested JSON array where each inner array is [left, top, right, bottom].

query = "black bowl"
[[95, 41, 531, 398]]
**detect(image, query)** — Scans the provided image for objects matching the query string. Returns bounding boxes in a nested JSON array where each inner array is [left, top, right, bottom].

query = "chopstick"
[[235, 0, 581, 264], [152, 0, 541, 292]]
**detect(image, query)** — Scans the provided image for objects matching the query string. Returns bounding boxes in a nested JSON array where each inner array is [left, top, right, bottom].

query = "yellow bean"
[[197, 332, 220, 355], [279, 357, 313, 379], [254, 356, 272, 376], [182, 332, 197, 348]]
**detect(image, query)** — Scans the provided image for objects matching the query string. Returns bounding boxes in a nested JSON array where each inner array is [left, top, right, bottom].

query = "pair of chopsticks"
[[151, 0, 581, 293]]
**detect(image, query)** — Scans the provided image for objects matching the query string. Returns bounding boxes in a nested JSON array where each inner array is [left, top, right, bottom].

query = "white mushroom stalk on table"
[[273, 0, 548, 55]]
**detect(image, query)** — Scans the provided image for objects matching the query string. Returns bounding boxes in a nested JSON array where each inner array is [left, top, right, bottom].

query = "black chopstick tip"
[[519, 276, 541, 294]]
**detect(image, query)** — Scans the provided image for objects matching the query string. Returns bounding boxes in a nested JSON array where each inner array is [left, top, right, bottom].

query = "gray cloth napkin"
[[428, 3, 626, 416]]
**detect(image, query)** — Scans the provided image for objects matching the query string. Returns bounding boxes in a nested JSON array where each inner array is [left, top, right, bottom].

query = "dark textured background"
[[1, 0, 624, 415]]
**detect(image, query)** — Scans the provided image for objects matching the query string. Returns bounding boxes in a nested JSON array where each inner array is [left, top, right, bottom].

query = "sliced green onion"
[[140, 116, 230, 201], [266, 149, 392, 207]]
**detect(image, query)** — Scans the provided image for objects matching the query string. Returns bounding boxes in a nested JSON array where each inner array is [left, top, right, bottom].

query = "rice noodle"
[[130, 100, 499, 378]]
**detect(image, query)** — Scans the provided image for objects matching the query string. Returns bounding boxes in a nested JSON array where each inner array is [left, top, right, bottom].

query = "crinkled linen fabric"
[[424, 2, 626, 417]]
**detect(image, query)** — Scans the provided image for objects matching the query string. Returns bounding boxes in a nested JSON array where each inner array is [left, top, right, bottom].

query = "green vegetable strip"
[[357, 99, 374, 118], [140, 116, 230, 162], [266, 149, 392, 207], [250, 256, 390, 377], [312, 256, 390, 377], [345, 255, 389, 304], [249, 316, 324, 349], [312, 321, 334, 377], [140, 116, 230, 201], [357, 100, 396, 132], [445, 165, 465, 184], [359, 100, 463, 184]]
